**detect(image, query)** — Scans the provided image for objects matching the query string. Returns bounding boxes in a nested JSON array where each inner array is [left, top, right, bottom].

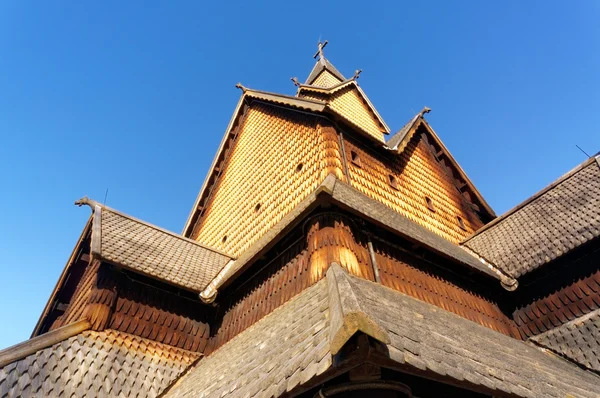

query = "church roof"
[[297, 80, 391, 136], [531, 308, 600, 373], [200, 175, 515, 302], [165, 265, 600, 398], [462, 155, 600, 278], [305, 57, 346, 86], [76, 198, 232, 292], [0, 324, 199, 398]]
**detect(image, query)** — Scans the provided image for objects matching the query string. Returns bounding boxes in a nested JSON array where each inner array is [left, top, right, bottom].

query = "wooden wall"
[[211, 210, 518, 350], [46, 260, 212, 353], [343, 129, 484, 243], [190, 100, 488, 264], [191, 103, 344, 257]]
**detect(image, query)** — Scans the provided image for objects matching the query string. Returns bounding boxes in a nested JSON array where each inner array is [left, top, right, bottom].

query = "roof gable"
[[305, 56, 345, 86], [311, 69, 344, 87], [296, 80, 390, 142], [387, 111, 496, 222]]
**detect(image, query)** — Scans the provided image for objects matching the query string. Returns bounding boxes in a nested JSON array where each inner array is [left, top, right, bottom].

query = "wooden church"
[[1, 42, 599, 397]]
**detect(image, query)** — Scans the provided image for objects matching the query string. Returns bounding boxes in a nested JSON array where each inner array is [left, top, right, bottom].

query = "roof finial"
[[313, 40, 328, 60], [290, 77, 301, 87], [419, 106, 431, 117], [235, 82, 247, 93], [352, 69, 362, 80]]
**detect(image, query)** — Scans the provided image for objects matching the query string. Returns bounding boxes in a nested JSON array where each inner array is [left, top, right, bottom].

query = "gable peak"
[[305, 40, 346, 87]]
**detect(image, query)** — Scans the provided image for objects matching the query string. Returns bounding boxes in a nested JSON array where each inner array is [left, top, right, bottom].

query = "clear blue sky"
[[0, 1, 598, 349]]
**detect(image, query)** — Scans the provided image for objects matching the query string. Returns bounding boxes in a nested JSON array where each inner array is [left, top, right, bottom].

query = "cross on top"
[[313, 40, 329, 60]]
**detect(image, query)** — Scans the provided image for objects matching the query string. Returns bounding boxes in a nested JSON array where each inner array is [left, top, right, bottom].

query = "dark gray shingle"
[[463, 158, 600, 278], [531, 309, 600, 372]]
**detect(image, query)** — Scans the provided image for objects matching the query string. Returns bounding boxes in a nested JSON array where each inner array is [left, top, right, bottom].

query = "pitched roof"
[[200, 176, 515, 302], [462, 155, 600, 278], [531, 309, 600, 373], [76, 198, 232, 293], [164, 281, 330, 398], [305, 57, 345, 86], [166, 265, 600, 398], [386, 113, 420, 151], [0, 327, 199, 398], [297, 80, 391, 137]]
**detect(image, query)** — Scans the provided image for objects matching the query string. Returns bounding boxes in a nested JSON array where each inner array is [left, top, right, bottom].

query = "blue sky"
[[0, 1, 598, 349]]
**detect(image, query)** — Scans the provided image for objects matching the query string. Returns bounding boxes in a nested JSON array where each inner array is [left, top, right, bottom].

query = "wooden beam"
[[0, 319, 91, 368]]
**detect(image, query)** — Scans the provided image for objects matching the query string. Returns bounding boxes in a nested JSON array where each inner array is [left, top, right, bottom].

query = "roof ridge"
[[297, 79, 354, 94], [75, 197, 232, 258], [246, 89, 326, 105], [461, 155, 600, 244], [327, 263, 391, 354], [386, 114, 421, 150], [0, 319, 91, 368]]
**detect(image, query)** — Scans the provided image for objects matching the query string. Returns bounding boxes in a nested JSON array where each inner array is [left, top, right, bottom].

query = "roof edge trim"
[[75, 197, 230, 258], [182, 94, 247, 238], [421, 119, 496, 218], [462, 154, 600, 244], [327, 263, 391, 355], [1, 319, 91, 368], [30, 217, 93, 338]]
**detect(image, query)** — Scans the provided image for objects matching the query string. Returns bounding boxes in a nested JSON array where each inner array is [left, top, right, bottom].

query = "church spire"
[[305, 40, 346, 87]]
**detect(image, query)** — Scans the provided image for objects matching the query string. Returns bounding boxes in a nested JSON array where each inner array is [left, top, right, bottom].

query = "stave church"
[[1, 42, 600, 397]]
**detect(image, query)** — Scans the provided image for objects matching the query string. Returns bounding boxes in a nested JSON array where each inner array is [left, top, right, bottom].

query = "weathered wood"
[[0, 319, 90, 368], [327, 263, 390, 355]]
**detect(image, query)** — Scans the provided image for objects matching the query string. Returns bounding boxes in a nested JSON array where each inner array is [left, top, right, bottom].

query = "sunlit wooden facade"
[[1, 42, 599, 398]]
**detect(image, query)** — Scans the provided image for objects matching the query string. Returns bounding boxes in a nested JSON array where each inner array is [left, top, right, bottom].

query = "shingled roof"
[[76, 198, 232, 292], [463, 155, 600, 278], [531, 308, 600, 373], [166, 264, 600, 398], [0, 328, 199, 398]]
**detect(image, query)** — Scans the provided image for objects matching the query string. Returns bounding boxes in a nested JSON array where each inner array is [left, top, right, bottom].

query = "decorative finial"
[[419, 106, 431, 117], [352, 69, 362, 80], [313, 40, 329, 60], [235, 82, 247, 93], [75, 196, 101, 209], [290, 77, 301, 87]]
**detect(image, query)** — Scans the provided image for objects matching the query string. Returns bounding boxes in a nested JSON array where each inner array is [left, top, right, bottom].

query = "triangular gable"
[[387, 113, 496, 221], [311, 69, 344, 88], [328, 84, 388, 142], [305, 57, 345, 86], [297, 80, 390, 143]]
